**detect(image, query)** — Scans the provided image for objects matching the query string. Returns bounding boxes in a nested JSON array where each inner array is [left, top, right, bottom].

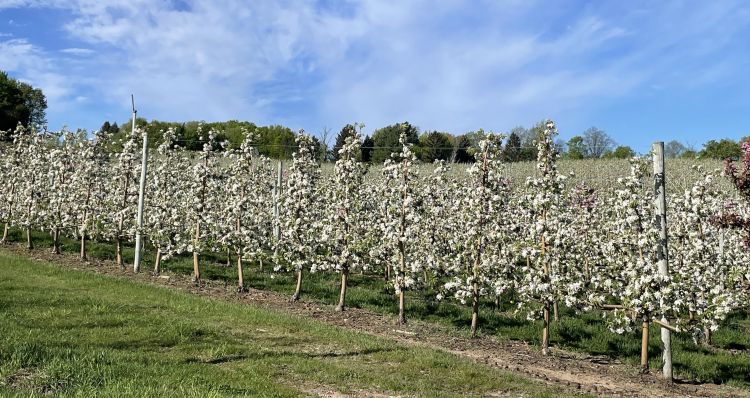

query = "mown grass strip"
[[0, 250, 590, 397]]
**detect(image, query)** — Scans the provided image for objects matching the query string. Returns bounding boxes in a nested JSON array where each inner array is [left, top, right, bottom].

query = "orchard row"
[[0, 121, 747, 367]]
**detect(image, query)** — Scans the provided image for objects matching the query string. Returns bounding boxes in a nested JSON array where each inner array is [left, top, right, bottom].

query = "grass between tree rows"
[[0, 250, 593, 397], [5, 227, 750, 390]]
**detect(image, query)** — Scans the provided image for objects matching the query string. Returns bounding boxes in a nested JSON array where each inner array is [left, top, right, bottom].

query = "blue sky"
[[1, 0, 749, 153]]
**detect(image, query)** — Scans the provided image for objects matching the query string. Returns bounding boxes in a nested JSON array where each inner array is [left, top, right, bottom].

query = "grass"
[[4, 227, 750, 390], [0, 250, 591, 398]]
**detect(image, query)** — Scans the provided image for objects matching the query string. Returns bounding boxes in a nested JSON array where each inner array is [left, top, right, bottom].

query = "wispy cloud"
[[0, 0, 749, 147], [60, 47, 94, 55], [0, 38, 73, 110]]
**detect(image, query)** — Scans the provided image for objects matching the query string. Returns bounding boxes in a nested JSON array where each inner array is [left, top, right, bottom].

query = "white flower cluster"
[[0, 120, 747, 348]]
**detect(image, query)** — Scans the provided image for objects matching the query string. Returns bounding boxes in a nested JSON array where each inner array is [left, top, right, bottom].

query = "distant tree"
[[17, 81, 46, 129], [319, 126, 332, 162], [361, 135, 375, 162], [459, 130, 484, 159], [554, 138, 566, 155], [516, 125, 538, 161], [565, 136, 586, 159], [604, 145, 636, 159], [371, 122, 419, 164], [419, 131, 453, 163], [664, 140, 687, 159], [332, 124, 358, 161], [0, 71, 30, 134], [681, 149, 698, 159], [504, 131, 522, 162], [451, 134, 474, 163], [582, 127, 615, 158], [311, 136, 324, 161], [700, 139, 742, 160], [100, 121, 112, 134], [255, 125, 297, 159]]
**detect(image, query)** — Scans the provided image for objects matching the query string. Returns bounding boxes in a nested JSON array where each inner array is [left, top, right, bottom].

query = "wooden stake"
[[641, 315, 650, 372]]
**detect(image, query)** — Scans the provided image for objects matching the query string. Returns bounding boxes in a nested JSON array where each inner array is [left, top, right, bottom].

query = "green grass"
[[0, 250, 592, 397], [5, 227, 750, 390]]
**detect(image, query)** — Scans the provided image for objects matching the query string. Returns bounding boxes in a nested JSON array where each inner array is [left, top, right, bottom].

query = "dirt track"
[[4, 244, 749, 398]]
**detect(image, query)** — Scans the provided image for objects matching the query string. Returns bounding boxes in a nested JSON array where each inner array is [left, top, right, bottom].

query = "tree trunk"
[[237, 249, 246, 293], [397, 241, 407, 325], [398, 289, 406, 325], [80, 234, 87, 261], [26, 227, 33, 250], [1, 185, 13, 245], [115, 237, 123, 269], [153, 248, 162, 275], [470, 280, 480, 337], [1, 222, 8, 244], [553, 302, 560, 323], [192, 222, 200, 283], [51, 228, 60, 254], [226, 248, 231, 267], [703, 325, 711, 347], [335, 270, 349, 312], [542, 303, 550, 355], [291, 269, 303, 301], [640, 315, 650, 372]]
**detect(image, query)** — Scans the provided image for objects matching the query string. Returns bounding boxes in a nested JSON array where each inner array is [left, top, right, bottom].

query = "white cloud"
[[60, 47, 94, 55], [0, 39, 72, 108], [1, 0, 749, 138]]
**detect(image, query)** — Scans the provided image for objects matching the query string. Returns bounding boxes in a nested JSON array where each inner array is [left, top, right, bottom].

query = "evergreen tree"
[[419, 131, 452, 163], [361, 135, 375, 162], [332, 124, 358, 161], [371, 122, 419, 164], [452, 135, 474, 163], [504, 131, 522, 162]]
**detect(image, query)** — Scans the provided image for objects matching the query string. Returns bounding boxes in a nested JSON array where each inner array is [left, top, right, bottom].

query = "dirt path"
[[4, 245, 748, 398]]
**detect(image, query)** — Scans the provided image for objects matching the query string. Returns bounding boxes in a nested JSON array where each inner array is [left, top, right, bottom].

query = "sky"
[[1, 0, 749, 153]]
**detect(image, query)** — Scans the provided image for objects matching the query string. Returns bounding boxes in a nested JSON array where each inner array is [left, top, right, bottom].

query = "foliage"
[[370, 122, 419, 164], [582, 127, 615, 158], [603, 145, 636, 159], [419, 131, 453, 163], [701, 139, 742, 160], [0, 74, 28, 133]]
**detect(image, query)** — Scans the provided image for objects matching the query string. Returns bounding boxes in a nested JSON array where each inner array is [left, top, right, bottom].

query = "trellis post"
[[652, 141, 672, 381], [133, 95, 148, 273]]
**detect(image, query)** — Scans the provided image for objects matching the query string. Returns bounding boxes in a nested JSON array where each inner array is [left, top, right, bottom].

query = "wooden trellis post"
[[652, 141, 673, 381]]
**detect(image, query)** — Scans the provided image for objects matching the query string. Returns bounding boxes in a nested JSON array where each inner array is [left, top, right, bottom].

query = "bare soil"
[[4, 244, 749, 398]]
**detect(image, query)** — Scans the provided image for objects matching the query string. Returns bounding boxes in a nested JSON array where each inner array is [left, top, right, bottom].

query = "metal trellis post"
[[133, 95, 148, 273]]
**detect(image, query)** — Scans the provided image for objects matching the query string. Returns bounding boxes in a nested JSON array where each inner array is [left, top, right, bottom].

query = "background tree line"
[[88, 117, 750, 162], [2, 69, 748, 162]]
